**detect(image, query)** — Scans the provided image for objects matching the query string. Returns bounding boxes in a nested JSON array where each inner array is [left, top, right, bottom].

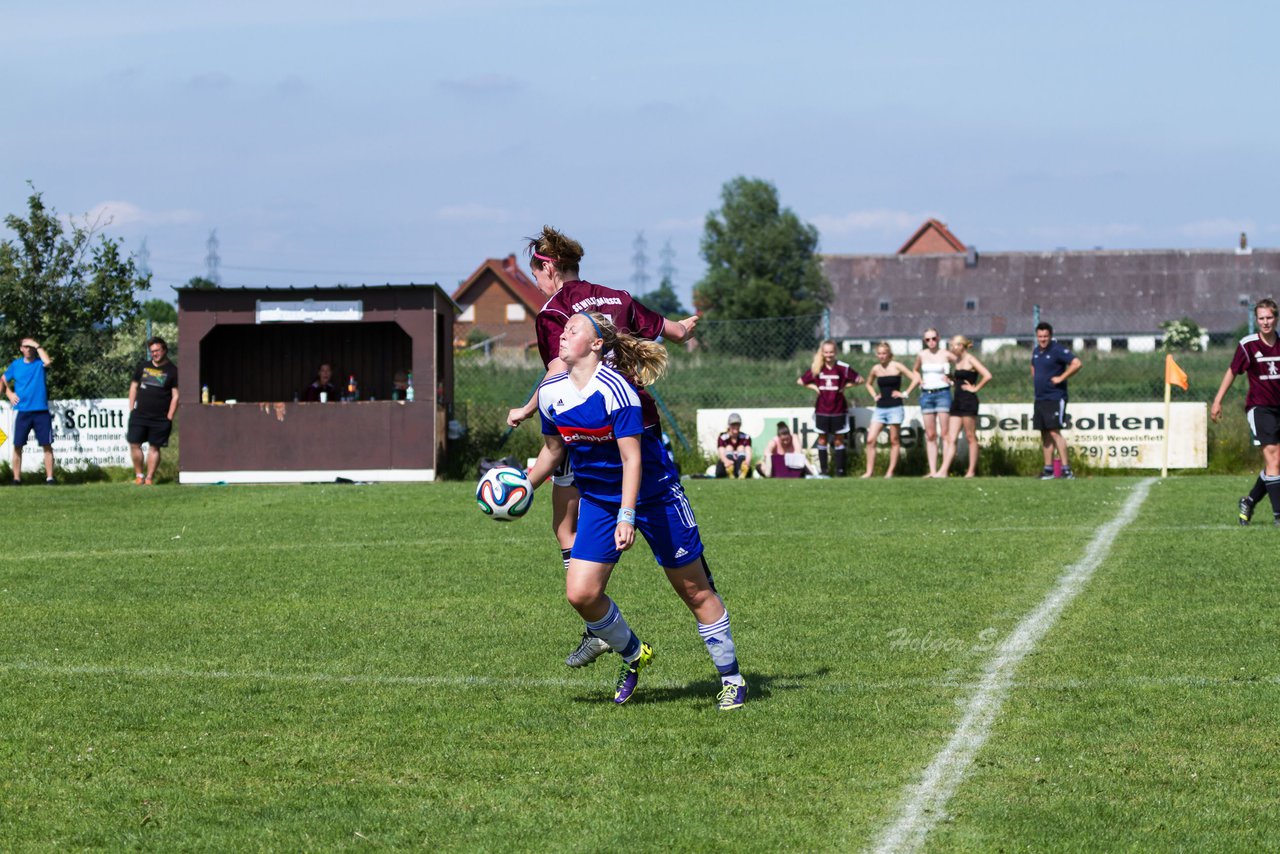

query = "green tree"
[[185, 276, 218, 290], [142, 298, 178, 324], [693, 177, 830, 358], [0, 186, 149, 397], [636, 277, 687, 316]]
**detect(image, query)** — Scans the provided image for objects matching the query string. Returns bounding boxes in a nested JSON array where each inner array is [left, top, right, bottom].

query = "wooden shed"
[[176, 284, 456, 484]]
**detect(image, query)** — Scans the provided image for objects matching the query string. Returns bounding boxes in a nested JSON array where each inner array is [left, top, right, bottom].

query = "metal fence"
[[454, 313, 1232, 413]]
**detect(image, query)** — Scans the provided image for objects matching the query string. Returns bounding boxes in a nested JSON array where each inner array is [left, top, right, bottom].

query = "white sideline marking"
[[1, 659, 1275, 694], [869, 477, 1156, 854], [0, 661, 606, 690]]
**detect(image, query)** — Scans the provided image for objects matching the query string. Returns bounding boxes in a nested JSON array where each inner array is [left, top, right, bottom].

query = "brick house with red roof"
[[898, 218, 966, 255], [450, 254, 545, 350]]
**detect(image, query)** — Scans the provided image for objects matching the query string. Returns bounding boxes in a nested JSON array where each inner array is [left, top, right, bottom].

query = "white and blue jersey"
[[538, 364, 678, 505], [538, 364, 702, 568]]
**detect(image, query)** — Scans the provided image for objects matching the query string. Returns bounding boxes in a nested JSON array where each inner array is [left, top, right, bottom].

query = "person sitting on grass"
[[715, 413, 753, 478], [756, 421, 815, 477]]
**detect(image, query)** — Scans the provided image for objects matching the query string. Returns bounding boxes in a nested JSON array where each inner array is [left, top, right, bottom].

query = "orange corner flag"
[[1165, 354, 1189, 391]]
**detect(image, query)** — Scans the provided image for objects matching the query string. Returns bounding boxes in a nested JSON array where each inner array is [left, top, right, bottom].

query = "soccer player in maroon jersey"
[[798, 339, 864, 476], [506, 226, 698, 665], [1211, 297, 1280, 526]]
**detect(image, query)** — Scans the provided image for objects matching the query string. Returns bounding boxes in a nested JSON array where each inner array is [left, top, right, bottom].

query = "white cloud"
[[276, 74, 309, 97], [1177, 217, 1255, 241], [186, 71, 234, 91], [654, 216, 704, 232], [0, 2, 485, 45], [437, 74, 521, 96], [1025, 223, 1146, 244], [433, 203, 515, 224], [809, 209, 936, 237], [71, 201, 201, 229]]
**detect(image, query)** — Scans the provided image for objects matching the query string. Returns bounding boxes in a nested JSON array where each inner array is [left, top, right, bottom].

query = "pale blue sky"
[[3, 1, 1276, 306]]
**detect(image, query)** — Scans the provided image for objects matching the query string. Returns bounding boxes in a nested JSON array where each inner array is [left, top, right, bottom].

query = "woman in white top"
[[912, 327, 956, 477]]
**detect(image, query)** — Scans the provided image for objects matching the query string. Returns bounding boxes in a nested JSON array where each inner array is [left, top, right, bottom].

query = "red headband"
[[532, 251, 557, 265]]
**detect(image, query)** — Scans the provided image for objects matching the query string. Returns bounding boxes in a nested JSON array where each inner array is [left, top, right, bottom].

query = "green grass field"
[[2, 476, 1277, 851]]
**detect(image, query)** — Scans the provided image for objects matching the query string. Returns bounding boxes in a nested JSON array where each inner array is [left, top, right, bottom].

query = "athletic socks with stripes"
[[1263, 472, 1280, 518], [585, 599, 641, 662], [697, 607, 743, 683]]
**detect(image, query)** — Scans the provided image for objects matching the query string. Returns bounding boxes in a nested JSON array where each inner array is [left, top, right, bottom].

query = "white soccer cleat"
[[565, 632, 611, 668]]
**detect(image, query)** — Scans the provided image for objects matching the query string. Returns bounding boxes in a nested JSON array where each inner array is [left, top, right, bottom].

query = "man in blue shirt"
[[2, 337, 57, 485], [1030, 322, 1082, 479]]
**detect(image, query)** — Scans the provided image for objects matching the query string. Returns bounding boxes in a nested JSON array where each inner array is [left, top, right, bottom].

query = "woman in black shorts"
[[937, 335, 992, 478], [798, 339, 863, 477]]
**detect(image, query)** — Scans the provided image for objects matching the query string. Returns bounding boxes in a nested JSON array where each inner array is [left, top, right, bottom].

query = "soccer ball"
[[476, 466, 533, 521]]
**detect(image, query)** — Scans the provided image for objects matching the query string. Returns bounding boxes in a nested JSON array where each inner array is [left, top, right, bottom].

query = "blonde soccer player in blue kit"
[[525, 311, 747, 710]]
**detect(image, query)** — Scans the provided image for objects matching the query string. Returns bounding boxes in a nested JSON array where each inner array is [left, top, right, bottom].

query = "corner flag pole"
[[1161, 375, 1172, 478], [1162, 354, 1189, 478]]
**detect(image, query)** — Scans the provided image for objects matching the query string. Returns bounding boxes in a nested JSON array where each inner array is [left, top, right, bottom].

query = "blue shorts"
[[572, 488, 704, 569], [13, 410, 54, 447], [872, 406, 904, 426], [918, 388, 952, 414]]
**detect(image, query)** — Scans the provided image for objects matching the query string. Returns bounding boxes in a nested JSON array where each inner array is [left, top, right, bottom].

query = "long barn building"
[[821, 219, 1276, 354]]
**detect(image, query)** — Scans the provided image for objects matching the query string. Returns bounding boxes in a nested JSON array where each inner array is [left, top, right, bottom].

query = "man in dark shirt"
[[1030, 322, 1082, 479], [127, 337, 179, 485]]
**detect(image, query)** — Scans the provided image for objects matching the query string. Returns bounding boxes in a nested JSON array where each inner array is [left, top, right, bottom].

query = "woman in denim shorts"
[[862, 342, 920, 478], [912, 328, 955, 477]]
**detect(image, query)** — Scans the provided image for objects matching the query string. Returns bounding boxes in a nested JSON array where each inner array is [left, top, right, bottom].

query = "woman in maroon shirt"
[[798, 339, 863, 477]]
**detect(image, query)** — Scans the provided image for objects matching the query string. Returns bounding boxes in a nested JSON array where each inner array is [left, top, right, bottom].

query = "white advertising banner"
[[697, 402, 1207, 470], [0, 399, 133, 470]]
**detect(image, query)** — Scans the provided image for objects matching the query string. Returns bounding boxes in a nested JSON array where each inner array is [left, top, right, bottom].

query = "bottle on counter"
[[347, 375, 359, 401], [201, 385, 210, 404], [405, 372, 415, 402]]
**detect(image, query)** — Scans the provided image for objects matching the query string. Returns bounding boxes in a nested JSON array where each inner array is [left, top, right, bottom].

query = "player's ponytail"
[[526, 226, 584, 277], [585, 311, 668, 387]]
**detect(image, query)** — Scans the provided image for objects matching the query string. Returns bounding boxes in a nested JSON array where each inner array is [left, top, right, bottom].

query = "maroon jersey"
[[717, 431, 752, 454], [801, 361, 862, 416], [536, 280, 667, 428], [1229, 333, 1280, 410]]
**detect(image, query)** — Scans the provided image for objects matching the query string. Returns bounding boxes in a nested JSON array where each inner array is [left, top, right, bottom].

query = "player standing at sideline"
[[526, 311, 746, 710], [1031, 322, 1083, 479], [1211, 297, 1280, 526], [798, 339, 863, 477], [506, 226, 698, 669]]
